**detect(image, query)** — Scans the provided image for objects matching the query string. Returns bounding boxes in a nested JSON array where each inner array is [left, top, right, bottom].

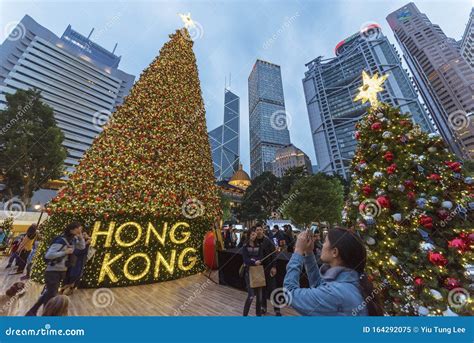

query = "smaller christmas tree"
[[346, 71, 473, 316], [0, 216, 13, 249]]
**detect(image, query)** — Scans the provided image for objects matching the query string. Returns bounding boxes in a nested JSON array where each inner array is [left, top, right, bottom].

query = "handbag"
[[249, 265, 266, 288]]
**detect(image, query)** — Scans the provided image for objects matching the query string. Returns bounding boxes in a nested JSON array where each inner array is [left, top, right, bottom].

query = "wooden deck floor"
[[0, 258, 297, 316]]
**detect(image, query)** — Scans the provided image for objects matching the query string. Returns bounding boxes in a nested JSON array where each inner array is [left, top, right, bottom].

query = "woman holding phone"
[[284, 227, 383, 316], [242, 228, 264, 316]]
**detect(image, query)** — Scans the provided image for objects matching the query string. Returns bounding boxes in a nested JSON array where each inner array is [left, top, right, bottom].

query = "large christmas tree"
[[346, 71, 473, 316], [31, 26, 221, 288]]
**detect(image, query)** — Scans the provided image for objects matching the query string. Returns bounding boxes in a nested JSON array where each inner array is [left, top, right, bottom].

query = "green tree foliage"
[[279, 165, 309, 195], [283, 173, 344, 228], [237, 172, 282, 222], [0, 89, 66, 206]]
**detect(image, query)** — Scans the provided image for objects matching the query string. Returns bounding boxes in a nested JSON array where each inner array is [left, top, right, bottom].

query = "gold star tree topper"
[[179, 13, 197, 29], [354, 71, 389, 107]]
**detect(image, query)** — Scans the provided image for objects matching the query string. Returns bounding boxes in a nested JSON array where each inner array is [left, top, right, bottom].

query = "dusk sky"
[[1, 0, 471, 173]]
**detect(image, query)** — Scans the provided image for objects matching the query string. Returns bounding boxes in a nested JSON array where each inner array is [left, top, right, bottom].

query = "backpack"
[[44, 236, 76, 267]]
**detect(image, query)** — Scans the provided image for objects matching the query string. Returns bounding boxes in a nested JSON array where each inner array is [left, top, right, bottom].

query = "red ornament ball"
[[371, 122, 382, 131], [362, 185, 372, 196], [383, 151, 394, 162]]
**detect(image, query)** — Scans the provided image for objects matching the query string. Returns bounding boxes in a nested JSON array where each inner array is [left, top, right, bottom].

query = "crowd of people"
[[2, 221, 91, 316], [1, 219, 381, 317], [235, 222, 382, 316]]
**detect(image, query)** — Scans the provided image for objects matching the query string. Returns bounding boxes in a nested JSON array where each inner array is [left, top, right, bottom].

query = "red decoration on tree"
[[407, 191, 416, 201], [414, 277, 423, 287], [448, 237, 468, 252], [419, 215, 433, 229], [362, 185, 372, 196], [355, 131, 361, 140], [383, 151, 394, 162], [436, 208, 449, 220], [371, 122, 382, 131], [428, 251, 448, 266], [386, 163, 397, 174], [376, 195, 390, 208], [444, 277, 461, 290], [427, 173, 441, 182], [404, 179, 415, 189], [445, 161, 462, 173]]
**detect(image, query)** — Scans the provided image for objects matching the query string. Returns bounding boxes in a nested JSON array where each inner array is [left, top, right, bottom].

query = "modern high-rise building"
[[302, 23, 434, 179], [387, 3, 474, 160], [272, 144, 312, 178], [0, 15, 135, 172], [208, 88, 240, 181], [460, 8, 474, 69], [248, 59, 291, 179]]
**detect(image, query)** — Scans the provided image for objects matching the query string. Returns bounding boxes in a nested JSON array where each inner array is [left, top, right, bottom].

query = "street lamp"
[[34, 202, 42, 211]]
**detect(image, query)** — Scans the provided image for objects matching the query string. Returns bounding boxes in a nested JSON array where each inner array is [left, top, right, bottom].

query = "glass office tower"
[[248, 59, 291, 179]]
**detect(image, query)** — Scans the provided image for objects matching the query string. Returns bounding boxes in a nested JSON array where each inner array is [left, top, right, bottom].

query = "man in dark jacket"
[[255, 223, 281, 316]]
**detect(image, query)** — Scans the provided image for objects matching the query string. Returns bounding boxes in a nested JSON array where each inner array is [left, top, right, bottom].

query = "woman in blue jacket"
[[284, 227, 383, 316]]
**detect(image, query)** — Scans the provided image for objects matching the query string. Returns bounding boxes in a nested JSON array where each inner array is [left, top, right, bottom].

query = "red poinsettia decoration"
[[419, 214, 433, 229], [448, 237, 468, 252], [428, 251, 448, 266], [386, 163, 397, 174], [376, 195, 390, 208], [445, 161, 462, 173]]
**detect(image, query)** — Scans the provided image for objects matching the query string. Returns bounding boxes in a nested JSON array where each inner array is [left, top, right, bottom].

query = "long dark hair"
[[327, 227, 384, 316]]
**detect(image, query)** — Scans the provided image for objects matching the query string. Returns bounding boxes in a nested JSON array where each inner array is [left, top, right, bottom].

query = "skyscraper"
[[387, 3, 474, 160], [303, 23, 434, 179], [460, 8, 474, 69], [248, 59, 291, 179], [208, 88, 240, 181], [0, 15, 135, 172]]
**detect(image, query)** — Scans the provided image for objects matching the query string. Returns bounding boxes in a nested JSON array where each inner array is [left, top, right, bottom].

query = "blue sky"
[[0, 0, 471, 173]]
